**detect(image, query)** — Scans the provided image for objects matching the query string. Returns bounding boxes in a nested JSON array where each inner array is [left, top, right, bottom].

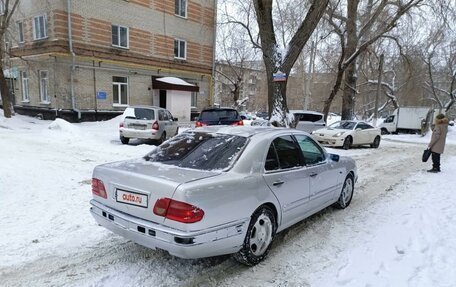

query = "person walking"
[[427, 113, 449, 173]]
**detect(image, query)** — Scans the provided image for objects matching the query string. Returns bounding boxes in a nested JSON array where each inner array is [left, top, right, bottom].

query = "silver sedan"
[[90, 126, 357, 265]]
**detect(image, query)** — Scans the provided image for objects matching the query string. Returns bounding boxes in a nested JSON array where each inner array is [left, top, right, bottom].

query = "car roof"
[[126, 105, 165, 110], [187, 125, 308, 138], [289, 110, 324, 115], [201, 107, 238, 112]]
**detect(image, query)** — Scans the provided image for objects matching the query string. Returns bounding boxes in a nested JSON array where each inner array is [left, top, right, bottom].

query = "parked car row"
[[118, 106, 382, 150]]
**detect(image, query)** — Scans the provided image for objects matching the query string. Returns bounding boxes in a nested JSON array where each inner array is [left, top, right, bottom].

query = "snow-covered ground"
[[1, 111, 455, 287]]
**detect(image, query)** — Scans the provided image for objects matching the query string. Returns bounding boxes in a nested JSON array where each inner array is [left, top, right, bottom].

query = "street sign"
[[273, 71, 287, 82], [97, 90, 107, 100]]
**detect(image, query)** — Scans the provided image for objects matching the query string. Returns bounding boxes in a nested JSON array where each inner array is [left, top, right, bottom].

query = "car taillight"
[[235, 120, 244, 126], [152, 121, 159, 130], [119, 122, 124, 128], [92, 178, 107, 199], [153, 198, 204, 223], [195, 121, 206, 127]]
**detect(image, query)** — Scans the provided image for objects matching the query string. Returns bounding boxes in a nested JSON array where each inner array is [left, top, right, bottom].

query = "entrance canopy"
[[152, 76, 199, 92]]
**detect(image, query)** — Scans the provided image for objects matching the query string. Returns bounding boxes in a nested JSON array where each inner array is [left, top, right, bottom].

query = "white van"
[[290, 110, 326, 133]]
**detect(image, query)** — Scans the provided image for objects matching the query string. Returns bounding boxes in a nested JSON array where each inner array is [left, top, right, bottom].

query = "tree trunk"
[[266, 70, 292, 127], [0, 66, 12, 118], [341, 0, 359, 120]]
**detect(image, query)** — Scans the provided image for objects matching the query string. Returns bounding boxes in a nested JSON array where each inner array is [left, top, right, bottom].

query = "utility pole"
[[304, 40, 316, 110], [373, 54, 384, 126]]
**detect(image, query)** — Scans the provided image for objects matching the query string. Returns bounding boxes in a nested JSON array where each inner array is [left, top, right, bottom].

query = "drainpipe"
[[67, 0, 80, 120], [210, 0, 218, 107]]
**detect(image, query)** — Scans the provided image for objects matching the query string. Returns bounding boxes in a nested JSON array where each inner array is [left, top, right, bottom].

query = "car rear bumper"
[[90, 200, 248, 259], [119, 128, 160, 140]]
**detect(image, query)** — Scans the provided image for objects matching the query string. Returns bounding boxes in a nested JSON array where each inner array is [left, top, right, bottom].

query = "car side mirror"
[[329, 154, 340, 162], [173, 117, 178, 121]]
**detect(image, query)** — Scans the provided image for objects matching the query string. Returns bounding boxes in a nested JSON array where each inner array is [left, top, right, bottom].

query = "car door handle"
[[272, 180, 284, 186], [310, 173, 318, 177]]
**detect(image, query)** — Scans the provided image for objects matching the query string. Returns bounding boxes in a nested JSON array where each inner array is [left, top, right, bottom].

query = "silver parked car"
[[90, 126, 357, 265], [119, 106, 178, 144]]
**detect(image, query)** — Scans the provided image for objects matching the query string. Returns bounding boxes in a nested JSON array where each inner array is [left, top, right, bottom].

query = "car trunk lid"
[[92, 159, 221, 223]]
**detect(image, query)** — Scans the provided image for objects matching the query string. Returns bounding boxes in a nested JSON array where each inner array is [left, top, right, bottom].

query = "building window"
[[112, 25, 129, 48], [113, 76, 128, 105], [174, 39, 186, 60], [191, 91, 197, 107], [0, 0, 5, 15], [175, 0, 187, 17], [21, 71, 29, 102], [17, 21, 24, 43], [33, 15, 47, 40], [39, 70, 49, 102]]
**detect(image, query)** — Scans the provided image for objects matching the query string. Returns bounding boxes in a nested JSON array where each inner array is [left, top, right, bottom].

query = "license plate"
[[116, 189, 148, 208], [131, 124, 146, 130]]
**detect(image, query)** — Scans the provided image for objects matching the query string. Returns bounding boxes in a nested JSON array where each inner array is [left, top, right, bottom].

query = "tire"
[[370, 136, 381, 148], [234, 206, 276, 266], [157, 131, 166, 145], [342, 136, 352, 150], [333, 175, 354, 209], [381, 128, 389, 135], [120, 136, 129, 145]]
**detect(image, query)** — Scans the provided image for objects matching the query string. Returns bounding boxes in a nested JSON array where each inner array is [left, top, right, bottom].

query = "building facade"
[[7, 0, 215, 121]]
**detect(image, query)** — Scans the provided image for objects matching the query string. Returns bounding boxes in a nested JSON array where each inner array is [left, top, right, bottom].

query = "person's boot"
[[427, 167, 440, 173]]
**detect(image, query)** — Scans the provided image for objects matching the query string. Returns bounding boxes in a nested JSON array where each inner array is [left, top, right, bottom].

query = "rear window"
[[124, 108, 155, 120], [199, 109, 239, 121], [295, 113, 323, 122], [144, 132, 247, 170]]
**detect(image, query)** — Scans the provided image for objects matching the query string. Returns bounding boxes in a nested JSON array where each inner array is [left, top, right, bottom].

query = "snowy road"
[[1, 116, 455, 287]]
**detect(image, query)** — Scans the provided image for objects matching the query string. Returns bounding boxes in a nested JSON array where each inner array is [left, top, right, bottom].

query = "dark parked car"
[[195, 107, 244, 127]]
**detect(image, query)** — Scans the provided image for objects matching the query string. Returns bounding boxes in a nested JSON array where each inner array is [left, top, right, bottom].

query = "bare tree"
[[0, 0, 20, 118], [215, 17, 257, 109], [221, 0, 329, 127], [420, 2, 456, 113], [253, 0, 329, 127], [322, 0, 423, 120], [424, 41, 456, 112]]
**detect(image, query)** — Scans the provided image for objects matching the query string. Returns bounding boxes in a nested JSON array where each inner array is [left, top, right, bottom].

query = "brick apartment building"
[[6, 0, 215, 121]]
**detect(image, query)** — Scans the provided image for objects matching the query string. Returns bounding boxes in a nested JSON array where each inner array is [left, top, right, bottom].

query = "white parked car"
[[290, 110, 326, 133], [311, 120, 381, 150], [119, 106, 178, 145]]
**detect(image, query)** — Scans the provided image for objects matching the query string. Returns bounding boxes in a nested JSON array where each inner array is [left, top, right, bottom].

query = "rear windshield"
[[124, 108, 155, 120], [144, 132, 247, 170], [295, 113, 323, 122], [199, 110, 239, 121]]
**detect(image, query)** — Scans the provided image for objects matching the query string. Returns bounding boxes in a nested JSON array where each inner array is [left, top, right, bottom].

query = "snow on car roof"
[[189, 125, 281, 138], [289, 110, 324, 115]]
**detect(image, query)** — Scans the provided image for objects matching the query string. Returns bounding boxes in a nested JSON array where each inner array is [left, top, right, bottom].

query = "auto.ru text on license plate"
[[116, 189, 148, 208]]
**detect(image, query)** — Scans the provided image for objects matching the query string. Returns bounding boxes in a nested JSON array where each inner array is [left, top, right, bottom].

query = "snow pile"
[[383, 125, 456, 145], [48, 118, 81, 134]]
